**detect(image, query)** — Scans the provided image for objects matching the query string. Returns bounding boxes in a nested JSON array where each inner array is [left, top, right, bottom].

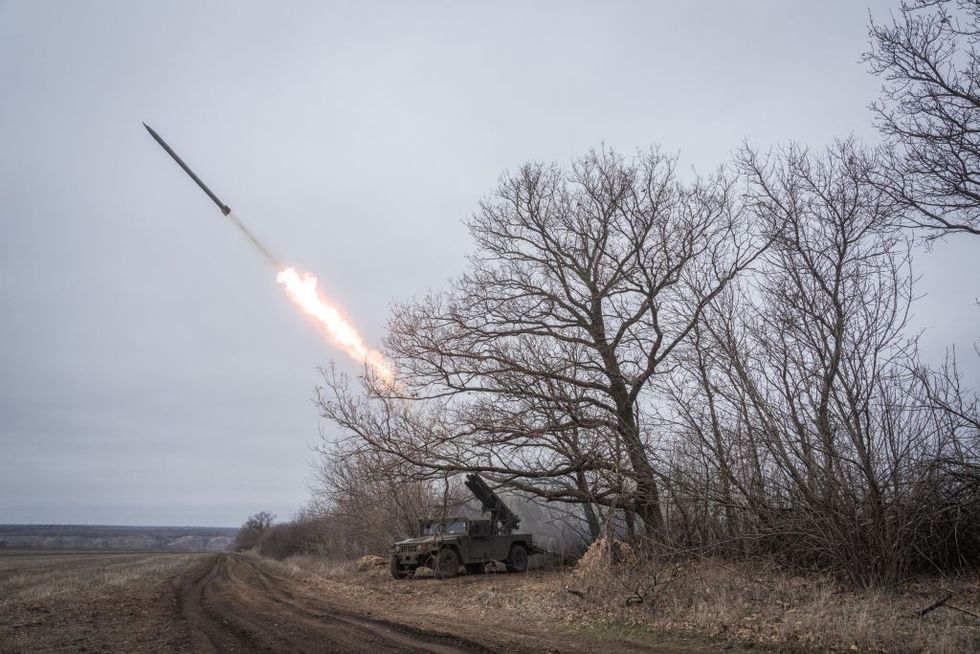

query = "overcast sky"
[[1, 0, 976, 527]]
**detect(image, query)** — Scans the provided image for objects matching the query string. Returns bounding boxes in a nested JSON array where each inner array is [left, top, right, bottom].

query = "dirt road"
[[0, 551, 732, 653], [180, 554, 501, 653]]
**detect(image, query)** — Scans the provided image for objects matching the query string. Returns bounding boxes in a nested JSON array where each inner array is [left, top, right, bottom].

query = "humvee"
[[389, 473, 535, 579]]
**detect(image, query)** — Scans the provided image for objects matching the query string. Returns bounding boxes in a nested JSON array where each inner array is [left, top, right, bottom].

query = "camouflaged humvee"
[[389, 474, 534, 579]]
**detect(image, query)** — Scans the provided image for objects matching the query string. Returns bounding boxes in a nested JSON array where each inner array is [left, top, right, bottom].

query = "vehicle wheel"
[[390, 555, 411, 580], [465, 562, 485, 575], [505, 544, 528, 572], [434, 547, 459, 579]]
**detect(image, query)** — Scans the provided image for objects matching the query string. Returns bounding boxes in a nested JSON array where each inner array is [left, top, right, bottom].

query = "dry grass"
[[250, 551, 357, 579], [274, 545, 980, 653], [355, 554, 387, 571], [560, 541, 980, 653]]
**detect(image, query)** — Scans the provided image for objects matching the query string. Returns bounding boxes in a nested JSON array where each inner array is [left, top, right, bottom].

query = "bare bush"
[[255, 516, 325, 560], [661, 141, 980, 586], [234, 511, 275, 552], [306, 440, 442, 558]]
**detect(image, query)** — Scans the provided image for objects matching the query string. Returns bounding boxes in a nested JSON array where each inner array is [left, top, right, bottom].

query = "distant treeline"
[[0, 524, 235, 552]]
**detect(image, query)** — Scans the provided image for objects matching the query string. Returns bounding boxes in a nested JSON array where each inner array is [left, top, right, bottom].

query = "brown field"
[[0, 550, 730, 653], [2, 549, 977, 653]]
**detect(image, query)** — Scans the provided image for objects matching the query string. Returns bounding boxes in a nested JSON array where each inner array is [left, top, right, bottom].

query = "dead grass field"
[[560, 558, 980, 653], [268, 553, 980, 653], [2, 548, 976, 652]]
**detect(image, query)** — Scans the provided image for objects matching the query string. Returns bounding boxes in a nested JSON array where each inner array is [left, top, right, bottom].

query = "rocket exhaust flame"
[[276, 268, 393, 380], [226, 214, 390, 379], [143, 123, 392, 380]]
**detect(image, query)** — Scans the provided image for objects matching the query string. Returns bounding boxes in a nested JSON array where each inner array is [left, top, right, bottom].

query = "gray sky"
[[1, 1, 976, 527]]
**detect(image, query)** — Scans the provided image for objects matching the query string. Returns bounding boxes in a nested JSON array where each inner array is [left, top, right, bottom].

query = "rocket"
[[143, 123, 232, 216], [143, 122, 280, 267], [142, 123, 391, 378]]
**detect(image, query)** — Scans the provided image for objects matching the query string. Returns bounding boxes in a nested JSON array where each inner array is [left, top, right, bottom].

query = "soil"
[[0, 550, 736, 653]]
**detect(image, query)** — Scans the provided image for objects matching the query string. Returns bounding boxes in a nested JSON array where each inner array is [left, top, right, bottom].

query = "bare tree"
[[307, 420, 443, 557], [866, 0, 980, 238], [318, 148, 766, 538], [659, 141, 980, 585], [308, 142, 980, 586], [735, 141, 919, 585]]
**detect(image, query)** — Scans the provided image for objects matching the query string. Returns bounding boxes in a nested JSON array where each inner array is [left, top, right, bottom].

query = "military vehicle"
[[389, 473, 535, 579]]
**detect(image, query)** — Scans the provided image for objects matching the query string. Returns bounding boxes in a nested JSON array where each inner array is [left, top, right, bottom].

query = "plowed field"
[[0, 551, 726, 653]]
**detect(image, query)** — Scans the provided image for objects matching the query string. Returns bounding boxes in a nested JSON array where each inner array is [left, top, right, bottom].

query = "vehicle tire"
[[465, 562, 485, 575], [505, 544, 528, 572], [390, 555, 411, 580], [434, 547, 459, 579]]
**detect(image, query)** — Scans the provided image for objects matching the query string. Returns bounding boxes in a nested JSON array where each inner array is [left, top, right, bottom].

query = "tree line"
[[301, 1, 980, 588]]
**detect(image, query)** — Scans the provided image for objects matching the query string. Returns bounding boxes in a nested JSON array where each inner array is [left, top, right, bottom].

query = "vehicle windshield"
[[445, 520, 466, 534], [420, 520, 467, 535]]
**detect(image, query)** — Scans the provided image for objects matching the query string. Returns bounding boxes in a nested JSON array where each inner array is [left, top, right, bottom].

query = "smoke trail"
[[227, 212, 281, 268]]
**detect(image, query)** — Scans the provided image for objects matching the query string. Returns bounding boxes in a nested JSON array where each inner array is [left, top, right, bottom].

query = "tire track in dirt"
[[240, 556, 504, 653], [178, 554, 256, 651], [178, 554, 505, 653]]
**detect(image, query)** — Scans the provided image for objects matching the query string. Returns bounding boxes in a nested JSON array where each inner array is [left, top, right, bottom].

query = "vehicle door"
[[467, 521, 492, 562]]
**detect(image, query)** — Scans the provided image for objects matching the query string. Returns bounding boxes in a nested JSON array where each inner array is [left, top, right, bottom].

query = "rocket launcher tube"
[[464, 473, 521, 535]]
